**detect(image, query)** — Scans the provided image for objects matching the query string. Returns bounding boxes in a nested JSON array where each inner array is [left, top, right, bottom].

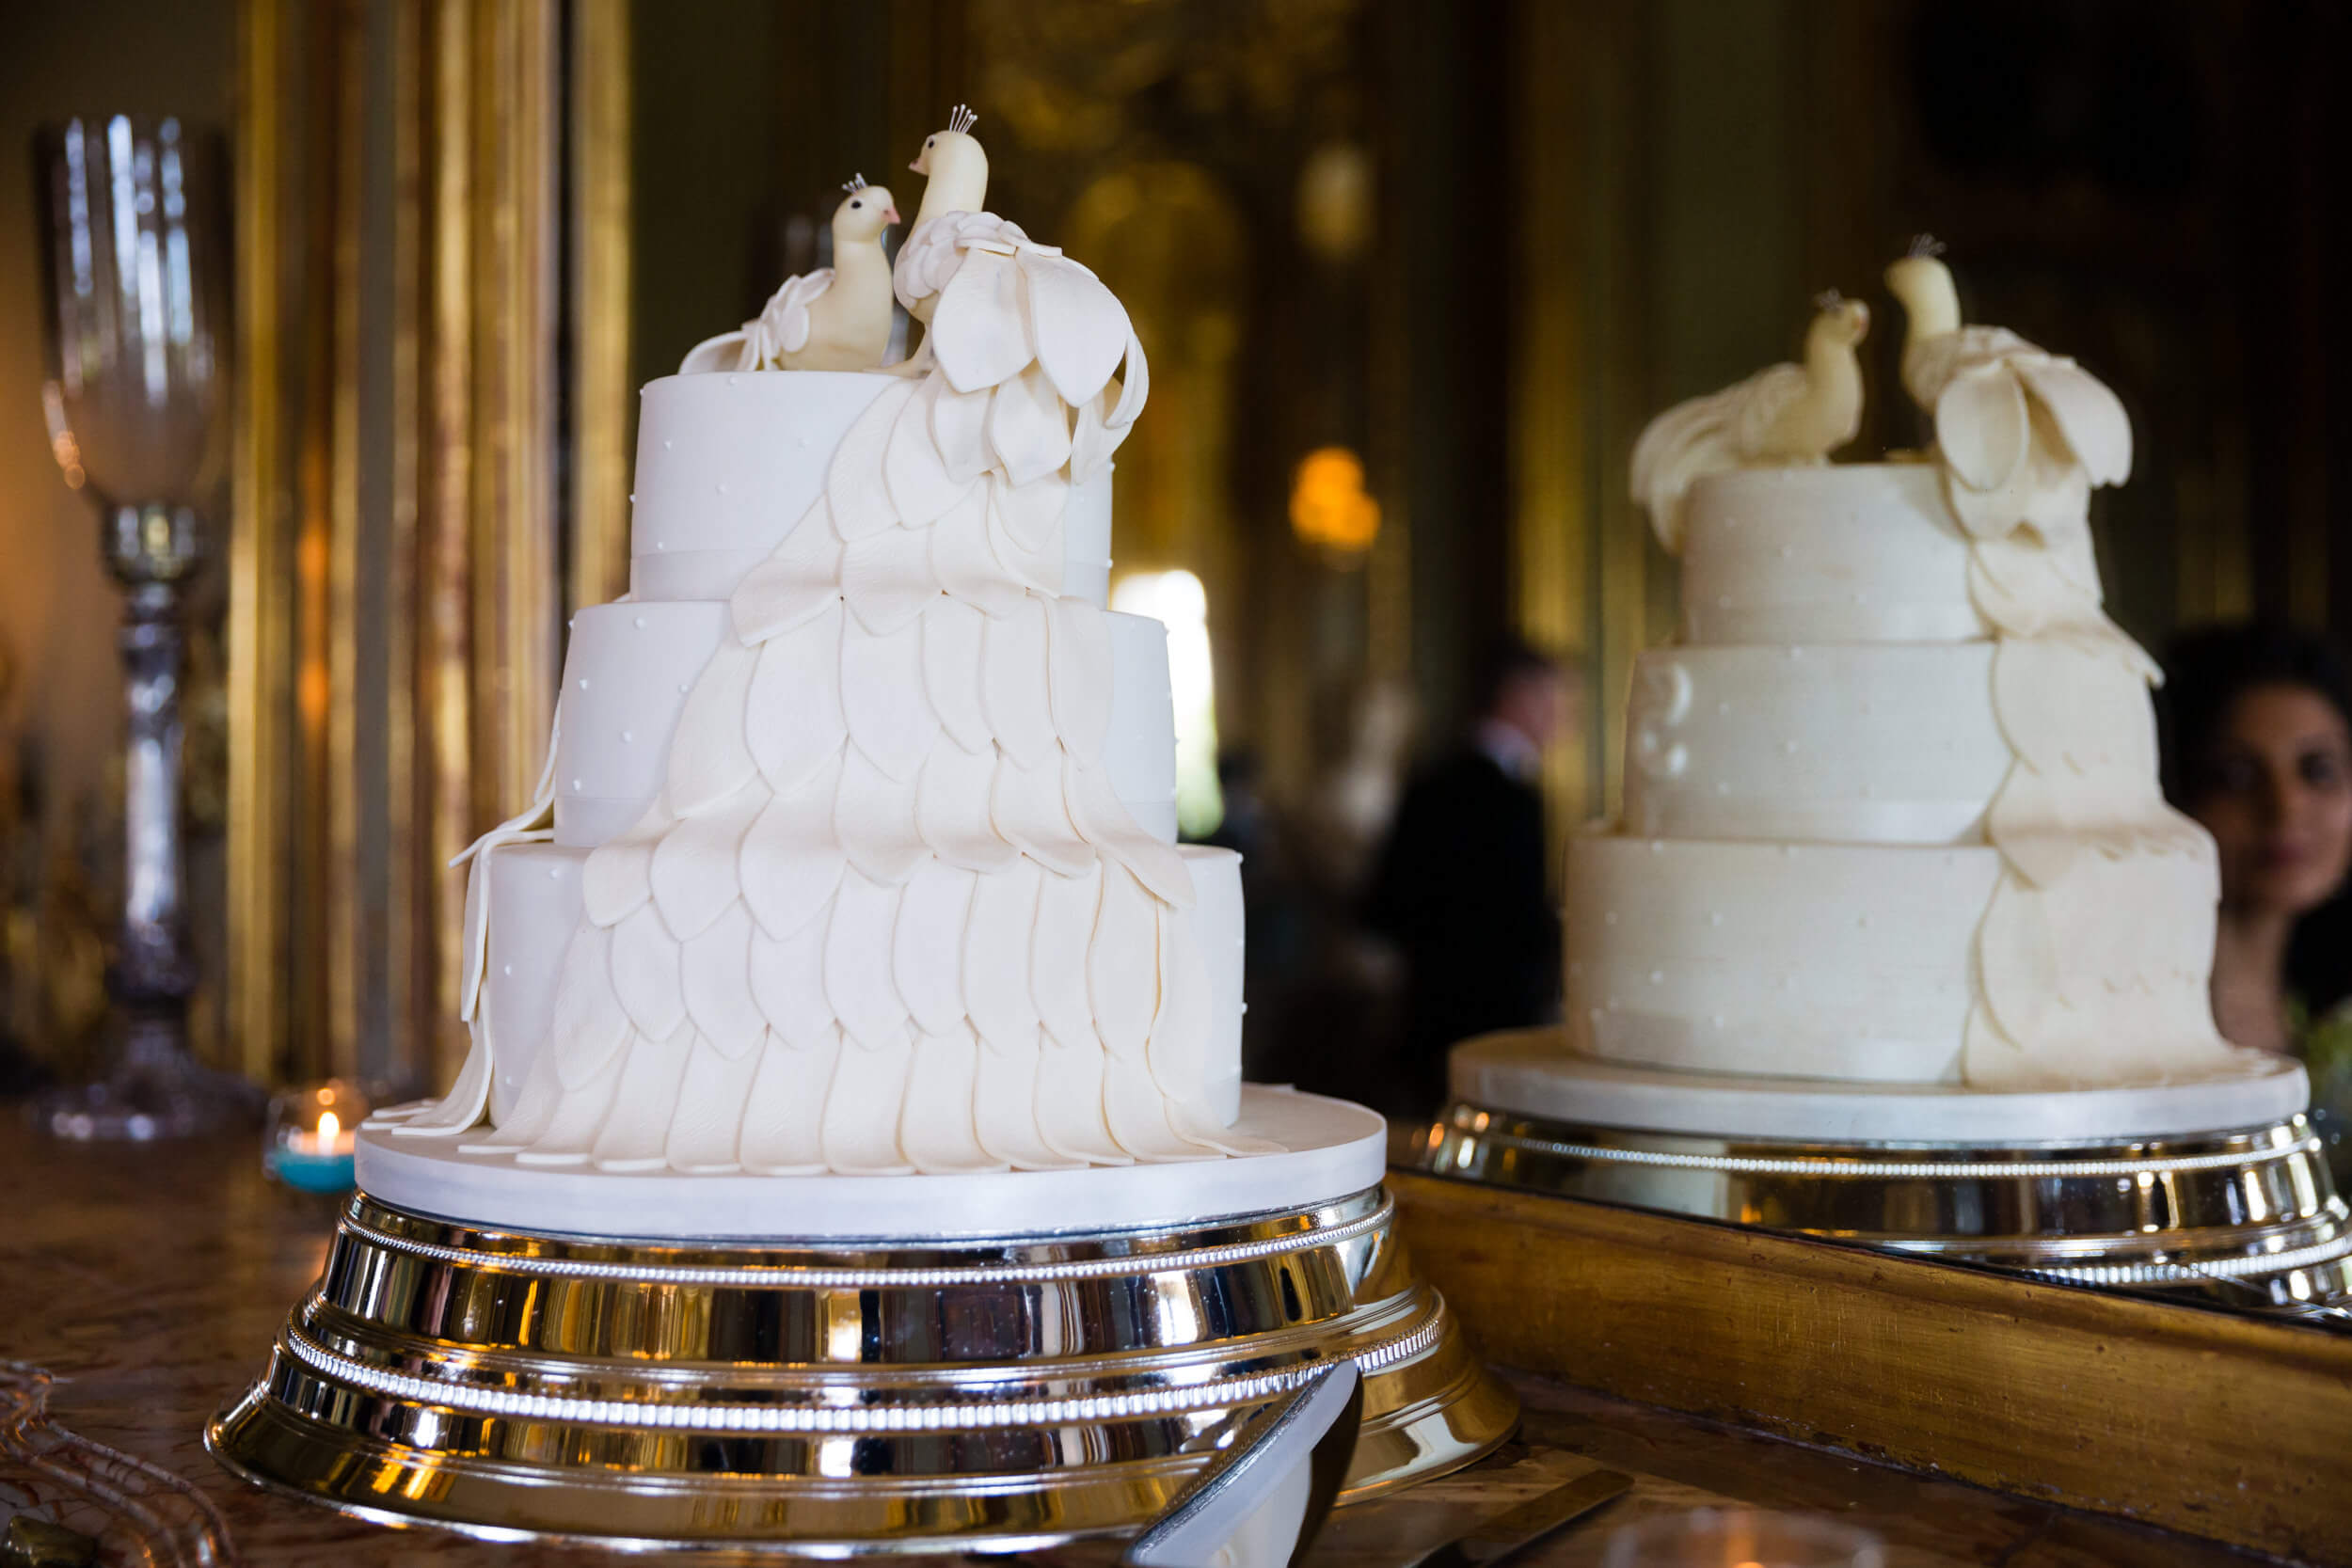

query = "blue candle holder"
[[263, 1080, 368, 1193]]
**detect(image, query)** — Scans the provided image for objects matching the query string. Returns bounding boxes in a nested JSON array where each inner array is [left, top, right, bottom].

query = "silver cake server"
[[1123, 1361, 1363, 1567], [1400, 1467, 1634, 1567]]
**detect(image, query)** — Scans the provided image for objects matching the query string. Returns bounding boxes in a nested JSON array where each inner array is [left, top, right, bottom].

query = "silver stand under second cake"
[[1418, 1031, 2352, 1312], [207, 1088, 1517, 1555]]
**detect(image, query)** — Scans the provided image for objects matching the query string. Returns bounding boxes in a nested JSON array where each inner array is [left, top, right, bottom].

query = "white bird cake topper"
[[680, 178, 902, 374], [390, 106, 1249, 1174], [1629, 290, 1870, 554], [1883, 235, 2133, 542]]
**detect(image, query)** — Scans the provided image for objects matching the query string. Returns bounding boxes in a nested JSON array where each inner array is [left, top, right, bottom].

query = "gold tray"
[[205, 1185, 1517, 1554]]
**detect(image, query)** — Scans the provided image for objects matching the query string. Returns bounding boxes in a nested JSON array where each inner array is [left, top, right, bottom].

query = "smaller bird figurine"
[[1630, 291, 1870, 554], [1883, 236, 2131, 539], [679, 177, 899, 374]]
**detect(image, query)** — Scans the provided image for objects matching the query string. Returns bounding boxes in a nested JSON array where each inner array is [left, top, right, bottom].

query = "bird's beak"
[[910, 152, 930, 176], [882, 205, 902, 226]]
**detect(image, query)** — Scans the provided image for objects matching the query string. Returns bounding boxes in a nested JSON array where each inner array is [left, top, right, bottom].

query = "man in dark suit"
[[1367, 639, 1576, 1116]]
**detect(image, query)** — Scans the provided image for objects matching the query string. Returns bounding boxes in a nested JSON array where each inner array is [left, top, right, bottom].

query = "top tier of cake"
[[629, 372, 1112, 606]]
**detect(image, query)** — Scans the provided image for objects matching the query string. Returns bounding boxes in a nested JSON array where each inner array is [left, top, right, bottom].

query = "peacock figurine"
[[680, 177, 901, 374], [1883, 236, 2132, 542], [1629, 291, 1870, 555], [389, 107, 1258, 1175]]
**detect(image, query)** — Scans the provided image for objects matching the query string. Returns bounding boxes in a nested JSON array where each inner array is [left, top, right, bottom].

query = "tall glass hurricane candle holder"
[[31, 115, 255, 1139]]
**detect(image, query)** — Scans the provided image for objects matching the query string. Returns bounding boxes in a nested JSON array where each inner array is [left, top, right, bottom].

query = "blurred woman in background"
[[2161, 622, 2352, 1172]]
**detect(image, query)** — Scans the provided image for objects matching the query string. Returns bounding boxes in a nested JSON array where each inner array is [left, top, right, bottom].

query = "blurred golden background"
[[2, 0, 2346, 1094]]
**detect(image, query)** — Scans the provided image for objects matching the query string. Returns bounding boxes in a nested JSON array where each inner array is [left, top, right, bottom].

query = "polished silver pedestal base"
[[1420, 1033, 2352, 1313], [206, 1187, 1516, 1554]]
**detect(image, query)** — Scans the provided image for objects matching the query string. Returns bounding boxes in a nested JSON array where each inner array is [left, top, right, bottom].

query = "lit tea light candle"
[[264, 1080, 368, 1193]]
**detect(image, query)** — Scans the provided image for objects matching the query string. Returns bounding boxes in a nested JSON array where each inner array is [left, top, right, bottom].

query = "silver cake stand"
[[1416, 1031, 2352, 1312], [208, 1089, 1517, 1554]]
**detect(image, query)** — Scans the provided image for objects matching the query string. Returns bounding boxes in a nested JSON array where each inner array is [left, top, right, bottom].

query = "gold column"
[[570, 0, 633, 613]]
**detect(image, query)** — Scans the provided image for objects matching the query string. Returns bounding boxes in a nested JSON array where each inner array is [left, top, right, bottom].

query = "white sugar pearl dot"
[[578, 678, 590, 689], [1783, 739, 1798, 754], [622, 730, 634, 743], [570, 779, 583, 791], [548, 867, 563, 880], [655, 541, 666, 551], [1851, 591, 1868, 605], [797, 436, 810, 449], [502, 964, 513, 976], [1648, 840, 1663, 854], [1708, 911, 1724, 927], [1711, 1014, 1725, 1028], [633, 615, 647, 628], [1714, 781, 1729, 795], [628, 493, 637, 502], [1779, 544, 1793, 559], [1648, 969, 1664, 985], [677, 681, 691, 693], [1788, 647, 1804, 660], [1717, 701, 1730, 716], [663, 438, 674, 450], [715, 482, 728, 496], [727, 374, 742, 387]]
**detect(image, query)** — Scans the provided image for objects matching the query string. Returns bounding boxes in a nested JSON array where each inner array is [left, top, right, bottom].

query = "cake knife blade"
[[1123, 1360, 1363, 1568]]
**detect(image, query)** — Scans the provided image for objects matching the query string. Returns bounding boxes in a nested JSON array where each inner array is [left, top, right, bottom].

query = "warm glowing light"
[[316, 1110, 341, 1143], [1289, 446, 1380, 555], [1110, 569, 1222, 837]]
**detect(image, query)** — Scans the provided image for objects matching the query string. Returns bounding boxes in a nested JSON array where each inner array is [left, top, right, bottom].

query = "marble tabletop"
[[0, 1126, 2274, 1566]]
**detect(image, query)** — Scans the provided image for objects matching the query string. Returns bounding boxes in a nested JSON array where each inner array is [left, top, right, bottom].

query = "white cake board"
[[1452, 1030, 2312, 1145], [358, 1084, 1387, 1241]]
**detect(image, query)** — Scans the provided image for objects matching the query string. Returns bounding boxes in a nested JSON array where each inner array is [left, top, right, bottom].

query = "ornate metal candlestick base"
[[1419, 1032, 2352, 1311], [208, 1147, 1514, 1553]]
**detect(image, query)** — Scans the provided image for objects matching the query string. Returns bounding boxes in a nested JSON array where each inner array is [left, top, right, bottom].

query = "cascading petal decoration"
[[389, 150, 1272, 1172]]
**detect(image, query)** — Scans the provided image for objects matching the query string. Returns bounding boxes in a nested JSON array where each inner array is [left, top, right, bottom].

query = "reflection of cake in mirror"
[[1438, 242, 2348, 1304]]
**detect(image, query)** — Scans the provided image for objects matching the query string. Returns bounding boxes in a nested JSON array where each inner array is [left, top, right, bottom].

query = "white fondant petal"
[[740, 755, 849, 940], [678, 329, 748, 376], [841, 615, 943, 784], [819, 1028, 916, 1174], [2016, 356, 2132, 485], [931, 250, 1035, 394], [387, 1018, 492, 1135], [986, 481, 1065, 596], [1934, 363, 2030, 496], [610, 900, 687, 1039], [649, 782, 766, 940], [1146, 902, 1210, 1101], [588, 1022, 697, 1171], [731, 499, 844, 643], [1035, 1029, 1128, 1165], [923, 598, 993, 752], [900, 1026, 1004, 1173], [916, 743, 1019, 873], [1066, 755, 1195, 907], [884, 375, 977, 525], [980, 596, 1057, 768], [1103, 1054, 1217, 1163], [462, 1046, 564, 1152], [548, 924, 632, 1090], [506, 1041, 626, 1164], [1106, 328, 1149, 429], [681, 902, 765, 1059], [964, 856, 1044, 1043], [665, 638, 761, 818], [987, 362, 1075, 488], [663, 1034, 760, 1172], [1032, 859, 1104, 1048], [1069, 386, 1117, 487], [1047, 596, 1114, 758], [1089, 862, 1160, 1062], [930, 485, 1029, 618], [836, 747, 928, 885], [931, 381, 994, 483], [747, 604, 848, 798], [1977, 871, 2059, 1046], [993, 467, 1071, 557], [895, 857, 976, 1037], [825, 872, 911, 1050], [749, 909, 837, 1050], [1020, 248, 1132, 407], [739, 1025, 838, 1174], [842, 526, 941, 637], [972, 1025, 1083, 1170], [993, 752, 1093, 878], [827, 379, 919, 539], [582, 799, 670, 926]]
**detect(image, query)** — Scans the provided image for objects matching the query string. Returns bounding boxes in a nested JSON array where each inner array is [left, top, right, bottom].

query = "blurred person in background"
[[2161, 622, 2352, 1177], [1366, 637, 1578, 1116]]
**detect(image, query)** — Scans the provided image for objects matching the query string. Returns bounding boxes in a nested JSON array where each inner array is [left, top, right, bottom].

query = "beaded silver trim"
[[343, 1196, 1391, 1289], [279, 1307, 1444, 1433], [2021, 1231, 2352, 1286], [1473, 1129, 2316, 1180]]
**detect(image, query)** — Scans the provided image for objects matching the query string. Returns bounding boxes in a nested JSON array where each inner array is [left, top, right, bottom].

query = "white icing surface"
[[1624, 642, 2009, 845], [628, 372, 1114, 609], [359, 1085, 1381, 1241], [1454, 1030, 2310, 1144], [1565, 834, 1999, 1083], [554, 604, 1179, 850], [1679, 465, 1989, 645]]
